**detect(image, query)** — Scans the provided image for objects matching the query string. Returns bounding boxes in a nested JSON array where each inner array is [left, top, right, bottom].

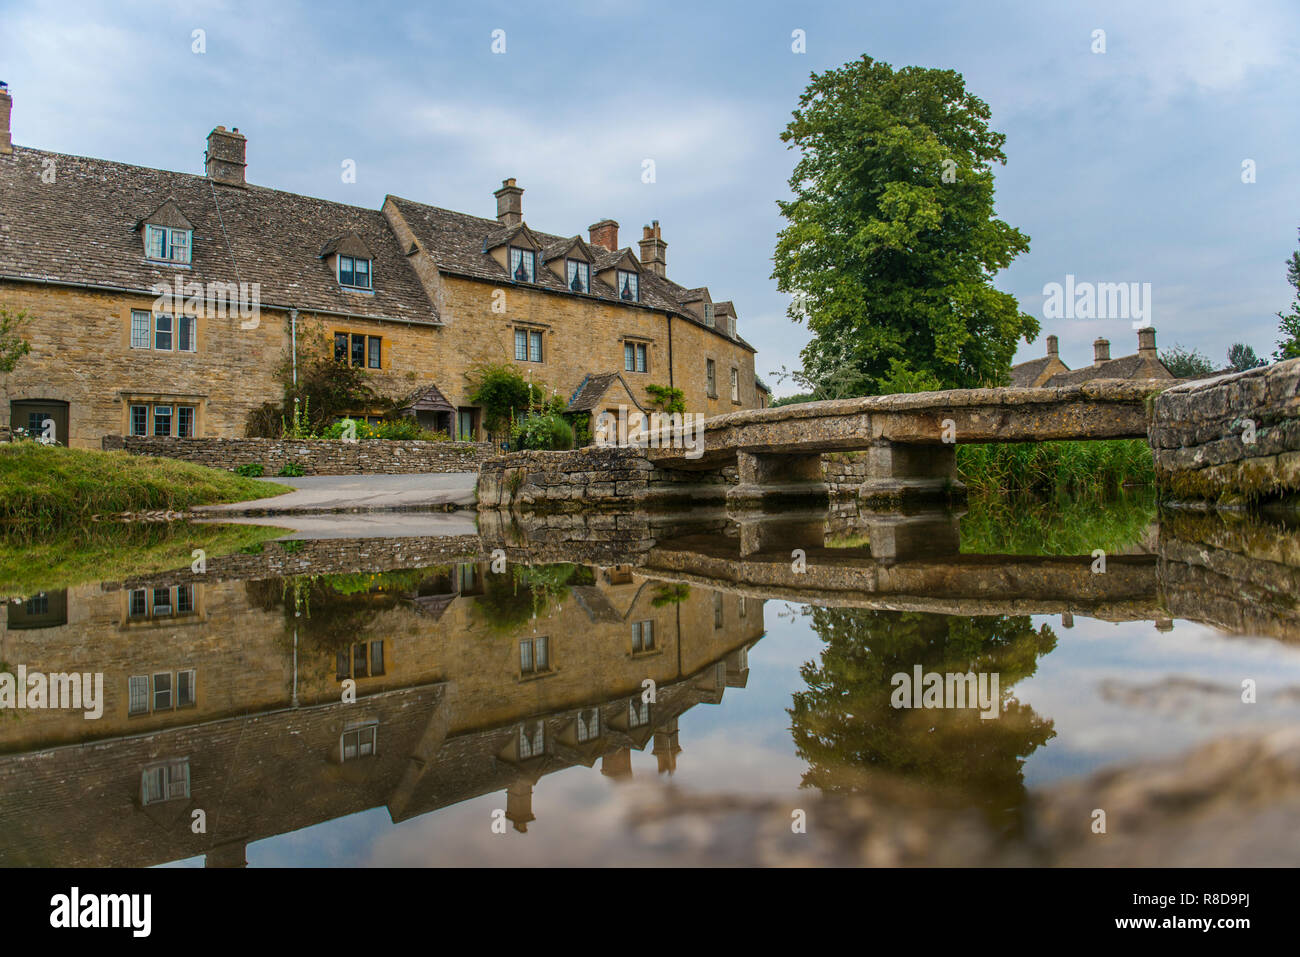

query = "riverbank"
[[956, 439, 1155, 495], [0, 443, 287, 534]]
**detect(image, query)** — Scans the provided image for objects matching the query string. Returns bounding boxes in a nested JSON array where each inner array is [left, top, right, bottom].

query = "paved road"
[[196, 472, 479, 515]]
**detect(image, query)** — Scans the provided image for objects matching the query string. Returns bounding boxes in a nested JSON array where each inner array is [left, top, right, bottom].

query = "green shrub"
[[277, 463, 305, 477], [645, 384, 686, 414], [234, 463, 265, 477], [510, 412, 574, 450]]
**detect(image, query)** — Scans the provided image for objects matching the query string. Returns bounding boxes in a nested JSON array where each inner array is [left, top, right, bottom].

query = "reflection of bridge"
[[649, 380, 1159, 506]]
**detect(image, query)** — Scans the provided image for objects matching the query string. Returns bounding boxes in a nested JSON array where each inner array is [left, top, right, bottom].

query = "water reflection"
[[1, 495, 1298, 866]]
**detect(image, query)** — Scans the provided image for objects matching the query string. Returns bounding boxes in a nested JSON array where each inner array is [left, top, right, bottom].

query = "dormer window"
[[338, 255, 372, 289], [145, 225, 192, 264], [566, 260, 590, 294], [703, 302, 715, 328], [617, 270, 639, 302], [728, 315, 737, 338], [510, 247, 536, 283]]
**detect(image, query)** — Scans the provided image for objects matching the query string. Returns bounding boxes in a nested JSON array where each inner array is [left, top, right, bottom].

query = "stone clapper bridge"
[[479, 380, 1162, 512]]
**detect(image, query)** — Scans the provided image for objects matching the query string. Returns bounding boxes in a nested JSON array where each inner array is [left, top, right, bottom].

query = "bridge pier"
[[726, 451, 830, 510], [858, 441, 966, 506]]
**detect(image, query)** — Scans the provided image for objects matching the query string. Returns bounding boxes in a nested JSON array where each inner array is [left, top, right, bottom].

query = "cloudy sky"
[[3, 0, 1297, 394]]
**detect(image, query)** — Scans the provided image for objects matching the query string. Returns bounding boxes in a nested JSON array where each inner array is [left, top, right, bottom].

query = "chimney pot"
[[1046, 334, 1058, 358], [205, 126, 247, 187], [588, 219, 619, 252], [1093, 337, 1111, 365], [494, 178, 524, 226], [1137, 326, 1157, 356]]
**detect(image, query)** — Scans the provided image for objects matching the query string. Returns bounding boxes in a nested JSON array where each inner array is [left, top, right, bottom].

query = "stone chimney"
[[0, 82, 12, 154], [601, 747, 634, 781], [1093, 337, 1111, 366], [504, 780, 535, 832], [494, 178, 523, 227], [1137, 326, 1157, 358], [205, 126, 246, 187], [588, 218, 619, 252], [638, 221, 667, 277], [653, 718, 681, 775], [1046, 334, 1058, 358]]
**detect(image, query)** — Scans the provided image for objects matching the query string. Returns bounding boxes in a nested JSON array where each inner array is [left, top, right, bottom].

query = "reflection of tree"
[[790, 609, 1057, 834], [473, 563, 595, 633]]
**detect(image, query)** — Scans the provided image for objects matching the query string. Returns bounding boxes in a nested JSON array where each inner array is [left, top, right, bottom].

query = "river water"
[[2, 492, 1298, 867]]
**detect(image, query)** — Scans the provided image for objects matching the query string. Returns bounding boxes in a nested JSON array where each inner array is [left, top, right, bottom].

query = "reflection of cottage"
[[1011, 328, 1174, 388]]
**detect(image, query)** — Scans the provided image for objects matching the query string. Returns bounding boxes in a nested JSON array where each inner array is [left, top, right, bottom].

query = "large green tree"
[[1274, 229, 1300, 362], [773, 56, 1036, 396]]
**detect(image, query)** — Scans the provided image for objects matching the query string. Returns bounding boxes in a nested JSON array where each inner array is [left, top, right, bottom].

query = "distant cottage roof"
[[1043, 354, 1165, 387], [399, 384, 455, 414], [1009, 356, 1055, 388]]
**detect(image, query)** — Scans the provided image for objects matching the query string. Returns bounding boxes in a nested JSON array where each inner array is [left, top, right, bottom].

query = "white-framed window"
[[576, 708, 600, 743], [152, 405, 172, 437], [145, 225, 192, 264], [178, 315, 196, 352], [131, 311, 196, 352], [728, 315, 737, 338], [128, 675, 149, 716], [519, 720, 545, 758], [566, 259, 590, 294], [153, 671, 172, 710], [509, 247, 536, 283], [703, 302, 715, 328], [628, 697, 650, 728], [706, 359, 717, 397], [338, 255, 372, 289], [127, 584, 197, 619], [129, 404, 148, 436], [130, 310, 151, 349], [154, 314, 173, 351], [520, 635, 549, 675], [341, 721, 378, 761], [632, 619, 655, 654], [617, 270, 639, 302], [624, 341, 648, 373], [129, 669, 196, 715], [730, 367, 740, 403], [128, 405, 198, 438], [514, 329, 543, 363], [141, 759, 190, 805]]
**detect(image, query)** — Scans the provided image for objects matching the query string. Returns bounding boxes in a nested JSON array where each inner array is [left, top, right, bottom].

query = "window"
[[152, 405, 172, 437], [154, 314, 173, 351], [519, 721, 545, 758], [341, 722, 378, 761], [128, 676, 149, 716], [703, 302, 715, 328], [515, 329, 543, 363], [617, 270, 639, 302], [731, 367, 740, 403], [628, 697, 650, 728], [178, 315, 196, 352], [130, 405, 148, 436], [177, 406, 195, 438], [566, 259, 590, 294], [334, 332, 381, 368], [728, 315, 737, 338], [520, 636, 550, 675], [706, 359, 717, 397], [145, 225, 192, 264], [128, 671, 196, 715], [153, 672, 172, 710], [25, 594, 48, 616], [632, 619, 655, 654], [127, 584, 196, 619], [141, 759, 190, 805], [335, 640, 385, 680], [714, 591, 724, 629], [576, 708, 600, 743], [128, 590, 147, 617], [131, 311, 151, 349], [509, 247, 536, 283], [338, 255, 372, 289], [624, 342, 647, 373]]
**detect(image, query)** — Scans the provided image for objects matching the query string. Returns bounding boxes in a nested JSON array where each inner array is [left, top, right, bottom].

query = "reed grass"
[[956, 439, 1154, 496]]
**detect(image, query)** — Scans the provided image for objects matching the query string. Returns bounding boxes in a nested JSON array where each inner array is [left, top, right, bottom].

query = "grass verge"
[[0, 443, 287, 534], [956, 439, 1155, 496], [959, 487, 1158, 556]]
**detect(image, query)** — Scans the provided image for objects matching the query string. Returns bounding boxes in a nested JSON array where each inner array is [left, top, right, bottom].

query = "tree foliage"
[[1274, 229, 1300, 362], [0, 306, 33, 374], [466, 363, 547, 437], [772, 56, 1036, 396], [1226, 343, 1265, 372], [1160, 344, 1215, 379]]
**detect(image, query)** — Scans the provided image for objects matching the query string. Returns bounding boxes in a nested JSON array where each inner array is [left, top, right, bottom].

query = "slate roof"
[[566, 371, 647, 412], [1043, 354, 1167, 387], [398, 383, 455, 414], [0, 146, 437, 324], [386, 195, 756, 353], [1009, 356, 1055, 388]]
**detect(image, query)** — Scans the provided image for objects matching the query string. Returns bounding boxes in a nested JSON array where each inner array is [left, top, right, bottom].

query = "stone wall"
[[1149, 359, 1300, 504], [102, 434, 495, 475]]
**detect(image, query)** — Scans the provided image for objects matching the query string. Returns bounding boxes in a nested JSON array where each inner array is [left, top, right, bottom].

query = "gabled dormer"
[[541, 236, 595, 294], [484, 222, 543, 283], [680, 287, 714, 327], [319, 232, 374, 291], [595, 248, 644, 303], [136, 199, 193, 265]]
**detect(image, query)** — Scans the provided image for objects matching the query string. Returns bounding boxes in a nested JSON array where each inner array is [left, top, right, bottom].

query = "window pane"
[[367, 337, 381, 369], [129, 676, 149, 715], [169, 229, 190, 263], [351, 334, 365, 367], [514, 329, 527, 361], [619, 271, 638, 301], [128, 589, 147, 617], [370, 641, 384, 676], [178, 315, 195, 352], [355, 258, 371, 288], [153, 406, 172, 437], [130, 405, 148, 436], [624, 342, 634, 371], [520, 639, 533, 674], [153, 672, 172, 710], [142, 767, 164, 804], [339, 256, 354, 286], [177, 406, 194, 438], [154, 314, 173, 350], [131, 311, 151, 349], [177, 670, 195, 707], [353, 643, 368, 678], [529, 331, 542, 363], [535, 636, 548, 670], [636, 344, 647, 373], [511, 248, 534, 282], [176, 584, 194, 613], [334, 333, 348, 361]]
